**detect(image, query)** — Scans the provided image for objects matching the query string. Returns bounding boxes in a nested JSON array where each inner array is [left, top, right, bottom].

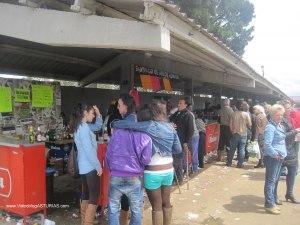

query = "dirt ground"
[[1, 159, 300, 225]]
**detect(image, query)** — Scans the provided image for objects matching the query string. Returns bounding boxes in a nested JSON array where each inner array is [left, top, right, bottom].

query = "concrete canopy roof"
[[0, 0, 288, 100]]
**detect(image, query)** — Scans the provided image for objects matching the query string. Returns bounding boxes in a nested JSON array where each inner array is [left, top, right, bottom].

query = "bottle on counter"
[[36, 126, 43, 142], [103, 131, 109, 142], [28, 125, 35, 143]]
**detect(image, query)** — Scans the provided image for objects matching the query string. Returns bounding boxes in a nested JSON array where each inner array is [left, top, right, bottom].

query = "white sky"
[[243, 0, 300, 97]]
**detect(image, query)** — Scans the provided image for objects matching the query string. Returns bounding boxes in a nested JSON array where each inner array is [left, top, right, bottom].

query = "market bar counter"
[[0, 137, 46, 221]]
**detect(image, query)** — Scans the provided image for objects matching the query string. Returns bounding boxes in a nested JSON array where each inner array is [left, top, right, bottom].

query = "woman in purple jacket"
[[106, 98, 152, 225], [113, 102, 182, 225]]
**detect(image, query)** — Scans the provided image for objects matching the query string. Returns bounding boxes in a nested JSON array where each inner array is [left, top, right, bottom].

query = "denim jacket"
[[74, 122, 101, 174], [112, 120, 182, 157], [264, 120, 287, 158], [88, 115, 103, 132]]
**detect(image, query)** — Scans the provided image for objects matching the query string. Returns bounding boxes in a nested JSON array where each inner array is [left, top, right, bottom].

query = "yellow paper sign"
[[163, 78, 172, 92], [15, 89, 30, 102], [0, 87, 12, 113], [140, 74, 153, 90], [31, 85, 53, 108]]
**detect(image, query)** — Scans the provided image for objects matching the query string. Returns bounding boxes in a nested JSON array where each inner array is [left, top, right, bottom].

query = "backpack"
[[67, 143, 80, 178]]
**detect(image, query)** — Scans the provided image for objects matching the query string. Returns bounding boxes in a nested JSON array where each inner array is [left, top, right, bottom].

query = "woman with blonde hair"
[[253, 105, 268, 168], [263, 103, 272, 121], [264, 104, 287, 214]]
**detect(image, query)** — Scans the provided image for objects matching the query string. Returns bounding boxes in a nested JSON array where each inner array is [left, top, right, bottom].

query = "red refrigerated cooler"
[[205, 123, 220, 154], [97, 143, 110, 208], [0, 138, 46, 220]]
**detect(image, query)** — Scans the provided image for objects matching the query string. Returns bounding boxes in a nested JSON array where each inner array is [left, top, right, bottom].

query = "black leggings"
[[81, 170, 100, 205]]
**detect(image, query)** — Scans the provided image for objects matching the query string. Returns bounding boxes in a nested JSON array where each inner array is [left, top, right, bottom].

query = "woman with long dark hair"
[[106, 104, 152, 225], [113, 94, 137, 225], [69, 103, 102, 225]]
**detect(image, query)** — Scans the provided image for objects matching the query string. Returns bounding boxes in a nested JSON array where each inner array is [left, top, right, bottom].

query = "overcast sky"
[[243, 0, 300, 97]]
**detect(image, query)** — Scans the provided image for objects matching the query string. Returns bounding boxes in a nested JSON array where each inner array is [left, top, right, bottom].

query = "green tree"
[[173, 0, 255, 56]]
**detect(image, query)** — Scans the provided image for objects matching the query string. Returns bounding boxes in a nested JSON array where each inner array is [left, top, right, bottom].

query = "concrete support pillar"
[[214, 86, 222, 105], [120, 64, 133, 94], [184, 79, 194, 105]]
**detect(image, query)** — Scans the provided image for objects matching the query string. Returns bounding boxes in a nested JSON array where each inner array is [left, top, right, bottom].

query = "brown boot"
[[217, 150, 223, 161], [152, 210, 163, 225], [120, 210, 129, 225], [163, 207, 172, 225], [80, 200, 89, 225], [84, 204, 97, 225]]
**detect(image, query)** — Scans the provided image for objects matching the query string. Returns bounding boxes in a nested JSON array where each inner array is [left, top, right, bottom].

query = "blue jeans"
[[183, 134, 200, 172], [286, 165, 298, 196], [264, 156, 283, 208], [108, 176, 143, 225], [227, 133, 247, 167]]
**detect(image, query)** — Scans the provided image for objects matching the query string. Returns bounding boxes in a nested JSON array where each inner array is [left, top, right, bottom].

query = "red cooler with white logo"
[[205, 123, 220, 154], [0, 140, 46, 218]]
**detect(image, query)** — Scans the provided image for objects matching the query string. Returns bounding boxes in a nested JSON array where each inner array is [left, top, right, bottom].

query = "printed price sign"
[[15, 89, 30, 103], [0, 87, 12, 113], [32, 85, 53, 108]]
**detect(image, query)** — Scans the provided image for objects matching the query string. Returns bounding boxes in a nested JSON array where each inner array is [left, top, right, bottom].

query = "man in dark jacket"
[[169, 97, 195, 183]]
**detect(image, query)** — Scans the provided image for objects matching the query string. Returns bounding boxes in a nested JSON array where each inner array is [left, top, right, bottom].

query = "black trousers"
[[81, 170, 100, 205], [198, 131, 206, 168], [218, 125, 231, 151]]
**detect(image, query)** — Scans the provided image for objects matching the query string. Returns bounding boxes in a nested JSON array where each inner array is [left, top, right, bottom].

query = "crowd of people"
[[69, 94, 299, 225], [218, 99, 300, 215]]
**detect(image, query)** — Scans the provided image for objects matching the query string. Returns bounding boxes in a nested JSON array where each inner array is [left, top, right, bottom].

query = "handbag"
[[67, 143, 80, 178], [247, 141, 261, 159]]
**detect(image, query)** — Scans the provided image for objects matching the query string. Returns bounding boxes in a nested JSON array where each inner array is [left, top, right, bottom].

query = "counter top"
[[205, 121, 219, 125], [0, 136, 44, 148], [46, 139, 73, 145]]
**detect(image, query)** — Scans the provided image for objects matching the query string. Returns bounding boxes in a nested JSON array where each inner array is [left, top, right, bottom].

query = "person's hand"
[[183, 143, 189, 153], [97, 168, 103, 176], [171, 123, 177, 129], [93, 105, 101, 116], [274, 155, 282, 160]]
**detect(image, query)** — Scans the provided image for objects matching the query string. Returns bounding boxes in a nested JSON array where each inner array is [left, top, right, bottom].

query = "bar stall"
[[0, 78, 72, 221]]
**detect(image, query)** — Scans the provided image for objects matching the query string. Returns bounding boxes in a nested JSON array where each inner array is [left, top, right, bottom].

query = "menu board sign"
[[0, 87, 12, 113], [32, 85, 53, 108]]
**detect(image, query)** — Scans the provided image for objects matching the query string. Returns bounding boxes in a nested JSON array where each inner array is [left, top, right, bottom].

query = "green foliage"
[[173, 0, 255, 56]]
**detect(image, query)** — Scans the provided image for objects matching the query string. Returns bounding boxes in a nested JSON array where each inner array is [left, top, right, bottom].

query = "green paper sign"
[[0, 87, 13, 113], [15, 89, 30, 102], [31, 85, 53, 108]]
